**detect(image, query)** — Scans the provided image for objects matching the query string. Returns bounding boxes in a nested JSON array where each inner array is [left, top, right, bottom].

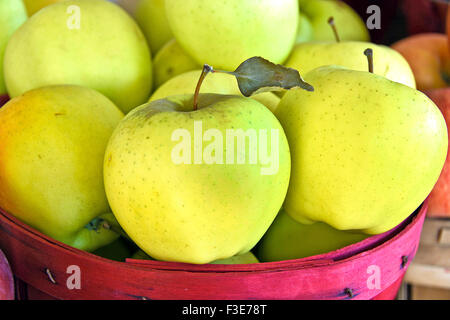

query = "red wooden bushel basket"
[[0, 200, 427, 300]]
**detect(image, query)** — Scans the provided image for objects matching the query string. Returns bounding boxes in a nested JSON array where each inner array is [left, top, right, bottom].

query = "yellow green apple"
[[297, 0, 370, 42], [131, 249, 154, 260], [296, 12, 314, 43], [131, 249, 259, 264], [285, 42, 416, 88], [104, 94, 291, 264], [0, 85, 124, 251], [211, 252, 259, 265], [129, 0, 173, 55], [150, 70, 281, 113], [257, 209, 369, 262], [275, 65, 447, 234], [0, 0, 27, 95], [4, 0, 152, 113], [153, 39, 199, 89], [165, 0, 299, 70]]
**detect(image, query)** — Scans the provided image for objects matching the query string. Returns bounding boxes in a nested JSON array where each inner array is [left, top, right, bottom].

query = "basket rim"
[[0, 199, 427, 274]]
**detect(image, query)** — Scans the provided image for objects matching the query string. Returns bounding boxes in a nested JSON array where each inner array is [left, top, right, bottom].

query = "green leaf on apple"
[[222, 56, 314, 96]]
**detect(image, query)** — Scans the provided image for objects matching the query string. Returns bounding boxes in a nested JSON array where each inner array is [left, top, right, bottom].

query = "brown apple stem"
[[328, 17, 340, 42], [364, 48, 374, 73], [193, 64, 214, 111]]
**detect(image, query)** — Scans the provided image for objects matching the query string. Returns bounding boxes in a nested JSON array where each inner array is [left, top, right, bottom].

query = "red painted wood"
[[372, 274, 405, 300], [0, 249, 14, 300], [0, 201, 427, 300]]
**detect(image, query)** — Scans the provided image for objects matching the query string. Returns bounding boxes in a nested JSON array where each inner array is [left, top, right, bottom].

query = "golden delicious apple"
[[104, 94, 291, 264], [211, 252, 259, 265], [285, 41, 416, 88], [131, 249, 259, 264], [0, 85, 124, 251], [296, 12, 313, 43], [150, 70, 281, 113], [134, 0, 173, 55], [276, 65, 447, 234], [153, 39, 199, 89], [298, 0, 370, 42], [257, 209, 368, 262], [131, 250, 154, 260], [0, 0, 27, 95], [165, 0, 299, 70], [4, 0, 152, 113]]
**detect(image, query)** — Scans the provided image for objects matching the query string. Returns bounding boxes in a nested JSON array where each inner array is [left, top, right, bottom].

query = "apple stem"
[[328, 17, 340, 42], [193, 64, 214, 111], [364, 48, 374, 73]]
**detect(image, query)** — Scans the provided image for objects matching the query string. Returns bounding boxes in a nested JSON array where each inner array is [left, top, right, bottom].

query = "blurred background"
[[344, 0, 448, 44]]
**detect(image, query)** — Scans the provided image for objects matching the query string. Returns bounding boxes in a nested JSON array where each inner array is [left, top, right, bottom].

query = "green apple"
[[296, 12, 314, 43], [285, 41, 416, 88], [131, 249, 154, 260], [298, 0, 370, 42], [132, 0, 173, 55], [0, 0, 27, 95], [275, 65, 448, 234], [165, 0, 299, 70], [92, 237, 133, 262], [153, 39, 199, 89], [150, 70, 281, 113], [104, 94, 291, 264], [4, 0, 152, 113], [257, 209, 369, 262], [211, 252, 259, 265], [23, 0, 63, 16], [131, 250, 259, 264], [0, 85, 124, 251]]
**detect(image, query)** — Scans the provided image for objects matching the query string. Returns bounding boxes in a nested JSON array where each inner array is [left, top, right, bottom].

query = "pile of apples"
[[0, 0, 448, 266]]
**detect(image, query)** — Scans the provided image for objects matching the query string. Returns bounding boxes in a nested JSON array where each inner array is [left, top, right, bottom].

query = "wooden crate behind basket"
[[403, 218, 450, 300]]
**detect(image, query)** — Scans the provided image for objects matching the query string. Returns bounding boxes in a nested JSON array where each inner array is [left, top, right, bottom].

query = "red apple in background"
[[401, 0, 446, 35], [0, 249, 14, 300], [425, 88, 450, 218], [392, 33, 450, 91]]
